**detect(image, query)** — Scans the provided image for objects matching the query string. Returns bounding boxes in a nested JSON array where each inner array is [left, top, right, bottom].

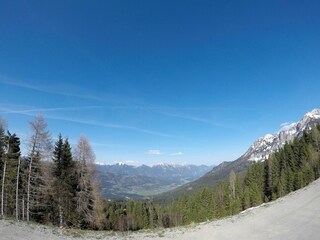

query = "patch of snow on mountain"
[[244, 109, 320, 162], [279, 122, 297, 132], [153, 163, 187, 168], [306, 109, 320, 119]]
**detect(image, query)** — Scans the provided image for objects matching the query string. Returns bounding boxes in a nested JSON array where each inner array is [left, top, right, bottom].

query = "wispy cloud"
[[42, 115, 172, 137], [0, 76, 45, 92], [163, 112, 231, 128], [90, 141, 123, 148], [145, 149, 162, 155], [0, 75, 109, 102], [0, 104, 171, 137], [0, 104, 101, 115], [171, 152, 183, 156]]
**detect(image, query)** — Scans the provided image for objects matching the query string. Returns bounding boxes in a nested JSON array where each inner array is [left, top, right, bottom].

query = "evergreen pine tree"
[[52, 135, 78, 227]]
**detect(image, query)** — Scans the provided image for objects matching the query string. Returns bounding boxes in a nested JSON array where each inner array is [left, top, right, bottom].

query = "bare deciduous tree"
[[26, 115, 52, 221], [73, 135, 95, 226]]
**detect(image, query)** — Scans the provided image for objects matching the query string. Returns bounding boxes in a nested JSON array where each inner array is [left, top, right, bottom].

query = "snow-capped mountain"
[[243, 109, 320, 162], [96, 163, 212, 182]]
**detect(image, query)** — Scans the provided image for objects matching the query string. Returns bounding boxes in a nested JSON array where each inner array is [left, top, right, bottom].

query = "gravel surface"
[[1, 178, 320, 240]]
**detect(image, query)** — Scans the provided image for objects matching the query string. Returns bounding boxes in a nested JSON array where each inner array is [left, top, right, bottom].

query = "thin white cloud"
[[0, 104, 101, 114], [145, 149, 162, 155], [0, 76, 45, 92], [0, 104, 171, 137], [0, 75, 110, 102], [171, 152, 183, 156], [163, 112, 231, 128], [0, 76, 255, 113], [90, 141, 123, 148], [42, 115, 172, 137]]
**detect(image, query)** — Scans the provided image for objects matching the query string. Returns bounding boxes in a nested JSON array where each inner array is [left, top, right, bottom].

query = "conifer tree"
[[61, 138, 77, 226], [52, 135, 78, 226], [229, 170, 236, 199], [243, 185, 250, 209], [231, 176, 243, 213]]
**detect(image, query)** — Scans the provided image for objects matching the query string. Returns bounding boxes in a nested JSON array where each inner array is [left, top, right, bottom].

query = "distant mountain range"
[[154, 109, 320, 204], [95, 163, 212, 200]]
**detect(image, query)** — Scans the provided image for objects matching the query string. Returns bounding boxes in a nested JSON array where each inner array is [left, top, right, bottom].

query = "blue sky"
[[1, 0, 320, 166]]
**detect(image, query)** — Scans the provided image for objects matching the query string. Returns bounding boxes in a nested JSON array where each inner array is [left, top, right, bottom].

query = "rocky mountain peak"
[[243, 109, 320, 162]]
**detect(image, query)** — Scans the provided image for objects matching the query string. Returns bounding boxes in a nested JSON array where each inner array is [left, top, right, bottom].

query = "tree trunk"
[[59, 202, 63, 227], [1, 160, 7, 216], [22, 196, 25, 220], [26, 155, 34, 221], [16, 156, 21, 220]]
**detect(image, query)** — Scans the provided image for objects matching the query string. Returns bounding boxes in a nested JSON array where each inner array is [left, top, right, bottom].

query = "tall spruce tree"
[[52, 134, 64, 225], [52, 135, 78, 227]]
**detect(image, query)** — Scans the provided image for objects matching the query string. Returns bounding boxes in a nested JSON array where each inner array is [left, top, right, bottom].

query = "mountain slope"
[[154, 109, 320, 203]]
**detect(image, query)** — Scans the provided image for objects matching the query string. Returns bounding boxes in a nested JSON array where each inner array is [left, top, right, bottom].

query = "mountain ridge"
[[243, 109, 320, 162], [154, 108, 320, 203]]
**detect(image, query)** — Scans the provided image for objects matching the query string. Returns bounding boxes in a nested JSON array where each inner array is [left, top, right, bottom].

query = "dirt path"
[[1, 178, 320, 240]]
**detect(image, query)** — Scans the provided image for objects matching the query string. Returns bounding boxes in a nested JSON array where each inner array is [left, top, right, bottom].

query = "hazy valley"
[[95, 163, 212, 199]]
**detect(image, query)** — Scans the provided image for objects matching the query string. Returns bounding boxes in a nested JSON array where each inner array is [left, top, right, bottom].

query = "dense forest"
[[1, 115, 320, 231]]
